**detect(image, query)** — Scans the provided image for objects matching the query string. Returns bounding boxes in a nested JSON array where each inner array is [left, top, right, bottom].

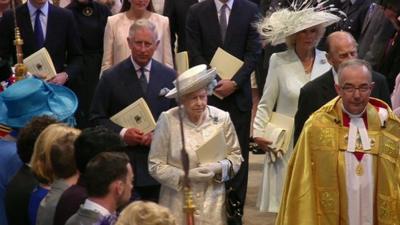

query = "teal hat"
[[0, 77, 78, 128]]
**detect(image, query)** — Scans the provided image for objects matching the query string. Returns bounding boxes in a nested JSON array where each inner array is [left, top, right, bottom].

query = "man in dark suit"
[[186, 0, 261, 224], [89, 19, 176, 202], [326, 0, 373, 41], [65, 152, 133, 225], [358, 3, 396, 70], [163, 0, 197, 53], [294, 31, 391, 144], [0, 0, 82, 86]]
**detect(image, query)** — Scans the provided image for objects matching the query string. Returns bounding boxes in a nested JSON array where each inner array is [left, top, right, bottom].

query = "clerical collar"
[[341, 103, 371, 152], [341, 103, 366, 118]]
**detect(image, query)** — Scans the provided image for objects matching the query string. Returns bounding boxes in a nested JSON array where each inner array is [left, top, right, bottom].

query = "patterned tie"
[[139, 67, 147, 94], [219, 4, 228, 43], [34, 9, 44, 48]]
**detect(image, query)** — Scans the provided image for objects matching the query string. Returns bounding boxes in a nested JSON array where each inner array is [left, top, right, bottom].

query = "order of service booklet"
[[23, 48, 57, 80], [110, 98, 156, 134], [196, 127, 227, 164], [210, 47, 244, 99], [210, 47, 243, 80], [175, 51, 189, 75], [262, 112, 294, 154]]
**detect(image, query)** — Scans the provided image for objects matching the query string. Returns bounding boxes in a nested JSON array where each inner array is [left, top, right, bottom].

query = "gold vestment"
[[275, 97, 400, 225]]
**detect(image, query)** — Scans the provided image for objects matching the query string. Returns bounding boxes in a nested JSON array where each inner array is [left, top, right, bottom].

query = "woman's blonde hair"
[[30, 123, 80, 184], [115, 201, 176, 225], [285, 24, 325, 49]]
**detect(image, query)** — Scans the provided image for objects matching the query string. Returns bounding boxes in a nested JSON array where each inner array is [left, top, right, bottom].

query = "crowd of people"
[[0, 0, 400, 225]]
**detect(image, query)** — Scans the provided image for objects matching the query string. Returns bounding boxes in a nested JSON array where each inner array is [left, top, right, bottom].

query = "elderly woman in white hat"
[[252, 1, 341, 213], [148, 65, 242, 225]]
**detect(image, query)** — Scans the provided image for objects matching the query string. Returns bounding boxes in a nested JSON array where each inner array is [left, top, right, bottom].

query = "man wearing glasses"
[[294, 31, 390, 144], [276, 58, 400, 225]]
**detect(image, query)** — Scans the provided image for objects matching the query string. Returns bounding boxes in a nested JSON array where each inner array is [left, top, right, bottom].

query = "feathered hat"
[[257, 0, 343, 46]]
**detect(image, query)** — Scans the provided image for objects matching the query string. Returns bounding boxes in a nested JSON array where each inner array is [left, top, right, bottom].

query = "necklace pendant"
[[355, 163, 364, 176]]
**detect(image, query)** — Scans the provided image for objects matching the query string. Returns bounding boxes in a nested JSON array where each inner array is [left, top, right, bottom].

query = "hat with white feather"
[[257, 0, 343, 46]]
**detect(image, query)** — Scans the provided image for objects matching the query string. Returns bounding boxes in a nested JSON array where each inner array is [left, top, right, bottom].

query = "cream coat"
[[101, 12, 173, 75], [253, 48, 331, 212], [149, 106, 242, 225]]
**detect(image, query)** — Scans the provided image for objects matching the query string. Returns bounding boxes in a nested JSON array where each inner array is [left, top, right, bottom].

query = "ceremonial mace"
[[10, 0, 27, 81], [175, 74, 196, 225]]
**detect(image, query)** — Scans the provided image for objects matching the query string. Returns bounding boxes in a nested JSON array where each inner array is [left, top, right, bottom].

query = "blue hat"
[[0, 77, 78, 128]]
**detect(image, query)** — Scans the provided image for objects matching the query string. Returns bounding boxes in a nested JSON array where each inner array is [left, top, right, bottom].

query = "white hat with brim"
[[166, 64, 216, 99], [258, 8, 341, 46]]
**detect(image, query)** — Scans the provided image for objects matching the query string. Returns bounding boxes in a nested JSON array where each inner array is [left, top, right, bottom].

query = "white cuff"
[[120, 128, 128, 138], [219, 159, 231, 182]]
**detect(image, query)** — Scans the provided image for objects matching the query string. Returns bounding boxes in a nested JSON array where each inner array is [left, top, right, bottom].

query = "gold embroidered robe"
[[275, 97, 400, 225]]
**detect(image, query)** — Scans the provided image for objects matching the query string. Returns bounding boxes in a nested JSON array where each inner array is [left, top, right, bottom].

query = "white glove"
[[188, 167, 215, 182], [200, 162, 222, 174]]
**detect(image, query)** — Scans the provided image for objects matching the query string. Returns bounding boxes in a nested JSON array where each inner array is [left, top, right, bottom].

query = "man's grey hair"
[[128, 19, 159, 42], [337, 59, 372, 84]]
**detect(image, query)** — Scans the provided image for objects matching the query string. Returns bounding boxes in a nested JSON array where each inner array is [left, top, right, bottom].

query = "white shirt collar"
[[27, 0, 49, 17], [130, 56, 152, 72], [332, 68, 339, 85], [83, 199, 111, 217], [214, 0, 234, 12]]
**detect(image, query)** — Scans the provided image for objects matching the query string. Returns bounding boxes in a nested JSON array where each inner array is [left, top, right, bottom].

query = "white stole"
[[342, 105, 374, 225]]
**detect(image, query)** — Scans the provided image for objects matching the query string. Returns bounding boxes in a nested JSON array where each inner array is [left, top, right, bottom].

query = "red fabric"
[[342, 111, 369, 162], [369, 98, 388, 110]]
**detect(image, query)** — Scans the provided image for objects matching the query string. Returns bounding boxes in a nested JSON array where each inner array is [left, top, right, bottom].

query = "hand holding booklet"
[[210, 48, 244, 99], [262, 112, 294, 154], [110, 98, 156, 134], [196, 126, 227, 164], [23, 48, 57, 80], [210, 47, 243, 80]]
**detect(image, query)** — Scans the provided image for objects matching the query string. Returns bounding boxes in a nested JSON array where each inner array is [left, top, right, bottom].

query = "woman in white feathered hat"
[[148, 65, 242, 225], [253, 0, 341, 213]]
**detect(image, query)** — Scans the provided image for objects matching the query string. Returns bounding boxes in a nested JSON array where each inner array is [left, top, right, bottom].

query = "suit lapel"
[[46, 4, 56, 46], [283, 49, 306, 82], [346, 0, 361, 16], [361, 3, 375, 35], [204, 0, 223, 45], [310, 49, 329, 80], [120, 59, 144, 101], [147, 62, 163, 102], [224, 0, 240, 47], [19, 5, 36, 50], [321, 70, 338, 101]]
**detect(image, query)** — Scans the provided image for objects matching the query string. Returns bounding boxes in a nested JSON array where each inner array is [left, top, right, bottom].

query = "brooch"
[[82, 7, 93, 17]]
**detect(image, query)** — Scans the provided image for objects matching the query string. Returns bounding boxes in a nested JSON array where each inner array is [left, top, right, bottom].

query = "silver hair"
[[285, 24, 325, 49], [128, 19, 159, 42], [337, 59, 372, 84]]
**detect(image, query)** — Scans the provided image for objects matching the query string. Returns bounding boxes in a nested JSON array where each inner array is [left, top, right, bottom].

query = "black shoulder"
[[372, 70, 387, 83], [93, 2, 112, 16], [153, 60, 177, 79]]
